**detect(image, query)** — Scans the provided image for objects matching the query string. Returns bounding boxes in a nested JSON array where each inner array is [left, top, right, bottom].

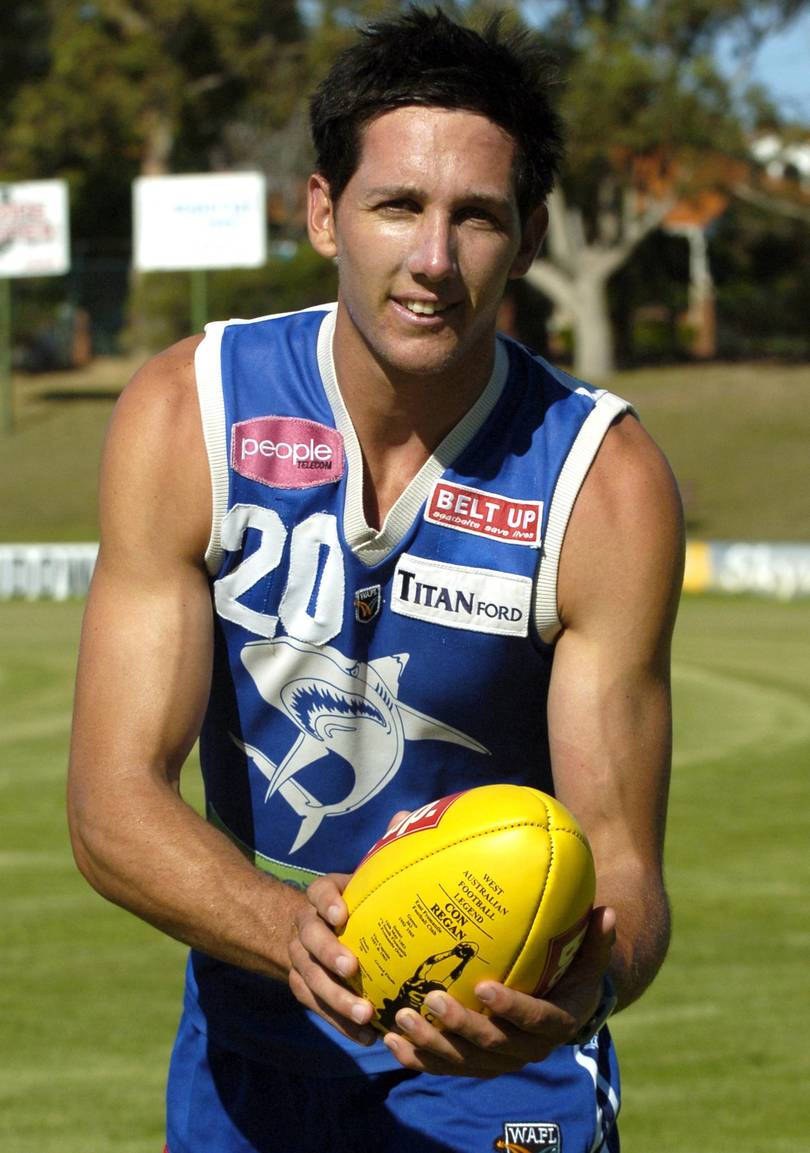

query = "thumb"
[[385, 810, 411, 832], [581, 905, 617, 978], [550, 905, 616, 1019]]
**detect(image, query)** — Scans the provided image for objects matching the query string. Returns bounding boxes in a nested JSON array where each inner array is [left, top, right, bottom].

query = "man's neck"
[[332, 311, 496, 528]]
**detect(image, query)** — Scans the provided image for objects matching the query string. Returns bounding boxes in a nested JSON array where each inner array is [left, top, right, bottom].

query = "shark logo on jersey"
[[233, 636, 489, 853]]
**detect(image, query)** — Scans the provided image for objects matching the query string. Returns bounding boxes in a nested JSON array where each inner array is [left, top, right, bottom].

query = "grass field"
[[1, 358, 809, 542], [1, 593, 809, 1152]]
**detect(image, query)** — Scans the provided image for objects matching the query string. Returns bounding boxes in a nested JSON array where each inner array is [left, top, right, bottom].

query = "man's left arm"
[[547, 409, 684, 1014]]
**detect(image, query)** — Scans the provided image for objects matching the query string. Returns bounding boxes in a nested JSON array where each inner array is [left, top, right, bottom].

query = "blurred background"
[[0, 3, 808, 1151]]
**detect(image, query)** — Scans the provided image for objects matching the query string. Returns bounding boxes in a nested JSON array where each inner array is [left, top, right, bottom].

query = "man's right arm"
[[68, 339, 313, 983]]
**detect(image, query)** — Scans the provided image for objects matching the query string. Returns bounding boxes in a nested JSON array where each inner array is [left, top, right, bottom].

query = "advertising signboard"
[[133, 172, 266, 271], [0, 180, 70, 278]]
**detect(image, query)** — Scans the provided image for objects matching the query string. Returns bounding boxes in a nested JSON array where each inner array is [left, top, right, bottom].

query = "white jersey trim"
[[317, 309, 509, 568], [196, 305, 339, 575], [196, 306, 630, 628], [574, 1042, 621, 1152], [534, 391, 630, 644], [195, 322, 230, 574]]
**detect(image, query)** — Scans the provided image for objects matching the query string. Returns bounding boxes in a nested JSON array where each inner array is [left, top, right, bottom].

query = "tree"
[[0, 1, 311, 352], [518, 0, 808, 378], [0, 1, 307, 239]]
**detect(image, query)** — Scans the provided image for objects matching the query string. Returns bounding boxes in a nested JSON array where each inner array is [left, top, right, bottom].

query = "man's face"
[[308, 106, 546, 389]]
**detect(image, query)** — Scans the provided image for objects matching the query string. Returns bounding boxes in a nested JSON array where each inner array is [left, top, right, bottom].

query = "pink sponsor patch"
[[232, 416, 345, 489]]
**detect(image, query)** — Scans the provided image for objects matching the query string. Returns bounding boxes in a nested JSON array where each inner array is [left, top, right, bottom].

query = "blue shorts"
[[166, 1011, 620, 1153]]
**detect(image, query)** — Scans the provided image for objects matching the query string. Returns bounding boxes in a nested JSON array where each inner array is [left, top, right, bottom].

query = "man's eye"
[[458, 208, 500, 228], [378, 198, 419, 213]]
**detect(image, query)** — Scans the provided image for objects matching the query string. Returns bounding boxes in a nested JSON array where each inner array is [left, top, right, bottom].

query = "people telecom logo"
[[232, 416, 345, 489]]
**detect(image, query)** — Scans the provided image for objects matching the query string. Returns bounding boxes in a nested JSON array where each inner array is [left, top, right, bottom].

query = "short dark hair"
[[310, 6, 565, 216]]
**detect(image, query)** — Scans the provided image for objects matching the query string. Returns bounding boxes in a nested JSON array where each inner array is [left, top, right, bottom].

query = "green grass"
[[0, 601, 190, 1151], [1, 359, 809, 542], [1, 594, 809, 1152], [614, 362, 810, 541], [610, 594, 810, 1151]]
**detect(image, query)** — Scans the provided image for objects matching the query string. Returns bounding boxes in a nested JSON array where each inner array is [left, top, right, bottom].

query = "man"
[[68, 9, 683, 1153]]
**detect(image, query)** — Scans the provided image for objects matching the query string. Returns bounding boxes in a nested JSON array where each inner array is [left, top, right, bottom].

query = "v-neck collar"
[[316, 308, 509, 567]]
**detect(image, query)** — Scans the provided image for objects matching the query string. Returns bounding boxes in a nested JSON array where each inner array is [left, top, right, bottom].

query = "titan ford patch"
[[391, 554, 531, 637]]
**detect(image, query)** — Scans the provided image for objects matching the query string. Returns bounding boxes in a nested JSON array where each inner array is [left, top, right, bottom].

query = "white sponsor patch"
[[391, 555, 531, 637]]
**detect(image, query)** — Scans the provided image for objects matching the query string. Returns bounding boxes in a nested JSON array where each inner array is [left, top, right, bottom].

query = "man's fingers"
[[293, 900, 358, 982], [305, 872, 350, 929], [287, 932, 376, 1044]]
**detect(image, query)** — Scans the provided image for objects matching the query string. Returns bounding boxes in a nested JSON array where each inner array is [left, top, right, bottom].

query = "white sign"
[[0, 180, 70, 278], [133, 172, 267, 271], [0, 544, 98, 601]]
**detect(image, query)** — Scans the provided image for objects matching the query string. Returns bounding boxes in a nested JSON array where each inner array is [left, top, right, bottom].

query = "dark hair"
[[310, 6, 565, 216]]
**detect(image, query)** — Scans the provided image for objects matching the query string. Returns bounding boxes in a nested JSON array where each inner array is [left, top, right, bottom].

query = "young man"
[[68, 9, 683, 1152]]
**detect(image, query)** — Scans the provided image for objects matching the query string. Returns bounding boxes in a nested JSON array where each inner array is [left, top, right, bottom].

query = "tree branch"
[[732, 182, 810, 224]]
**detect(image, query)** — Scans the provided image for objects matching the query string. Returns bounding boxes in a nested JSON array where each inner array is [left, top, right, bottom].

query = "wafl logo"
[[493, 1123, 561, 1153], [232, 637, 489, 853], [232, 416, 344, 489]]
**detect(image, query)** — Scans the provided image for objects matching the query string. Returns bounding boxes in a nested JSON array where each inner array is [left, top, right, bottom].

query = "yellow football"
[[339, 783, 595, 1033]]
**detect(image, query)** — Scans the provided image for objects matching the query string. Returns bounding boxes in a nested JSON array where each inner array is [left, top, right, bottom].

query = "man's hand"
[[379, 906, 615, 1078], [289, 812, 412, 1046], [288, 872, 378, 1047], [292, 871, 616, 1077]]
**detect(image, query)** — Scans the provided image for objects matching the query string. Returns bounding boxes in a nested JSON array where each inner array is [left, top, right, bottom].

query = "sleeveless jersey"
[[185, 303, 629, 1075]]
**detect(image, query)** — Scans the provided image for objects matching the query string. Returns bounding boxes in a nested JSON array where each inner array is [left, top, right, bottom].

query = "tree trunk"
[[524, 259, 617, 382], [525, 183, 677, 382], [571, 273, 615, 382]]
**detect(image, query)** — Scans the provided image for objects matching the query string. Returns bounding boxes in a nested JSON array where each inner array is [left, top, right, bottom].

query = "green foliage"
[[125, 245, 339, 351], [1, 0, 807, 361], [0, 2, 51, 132], [0, 1, 308, 237], [711, 202, 810, 358], [537, 1, 748, 223]]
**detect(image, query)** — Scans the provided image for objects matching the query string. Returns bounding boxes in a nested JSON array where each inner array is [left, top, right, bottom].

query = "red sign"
[[425, 481, 542, 547], [359, 792, 463, 866]]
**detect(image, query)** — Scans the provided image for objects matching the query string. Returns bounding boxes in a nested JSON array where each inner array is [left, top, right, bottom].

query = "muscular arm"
[[550, 411, 684, 1010], [67, 340, 307, 981]]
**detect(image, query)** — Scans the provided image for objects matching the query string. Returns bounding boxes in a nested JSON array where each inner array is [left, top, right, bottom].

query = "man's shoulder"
[[121, 333, 203, 416], [559, 412, 685, 633], [99, 334, 212, 562], [499, 336, 632, 416], [589, 412, 678, 508]]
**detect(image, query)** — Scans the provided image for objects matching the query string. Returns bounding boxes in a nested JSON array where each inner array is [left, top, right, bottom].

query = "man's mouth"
[[401, 299, 448, 317]]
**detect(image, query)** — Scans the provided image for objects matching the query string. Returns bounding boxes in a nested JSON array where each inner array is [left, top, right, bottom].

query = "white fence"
[[2, 540, 810, 602], [683, 541, 810, 600], [0, 544, 98, 601]]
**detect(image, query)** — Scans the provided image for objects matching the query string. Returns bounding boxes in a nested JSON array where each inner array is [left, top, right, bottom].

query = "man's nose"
[[407, 214, 456, 281]]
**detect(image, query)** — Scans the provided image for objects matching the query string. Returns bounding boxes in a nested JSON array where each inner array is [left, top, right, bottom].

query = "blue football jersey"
[[183, 303, 629, 1075]]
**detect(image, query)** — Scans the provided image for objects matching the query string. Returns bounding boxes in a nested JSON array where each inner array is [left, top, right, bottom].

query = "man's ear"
[[307, 174, 338, 260], [508, 203, 549, 280]]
